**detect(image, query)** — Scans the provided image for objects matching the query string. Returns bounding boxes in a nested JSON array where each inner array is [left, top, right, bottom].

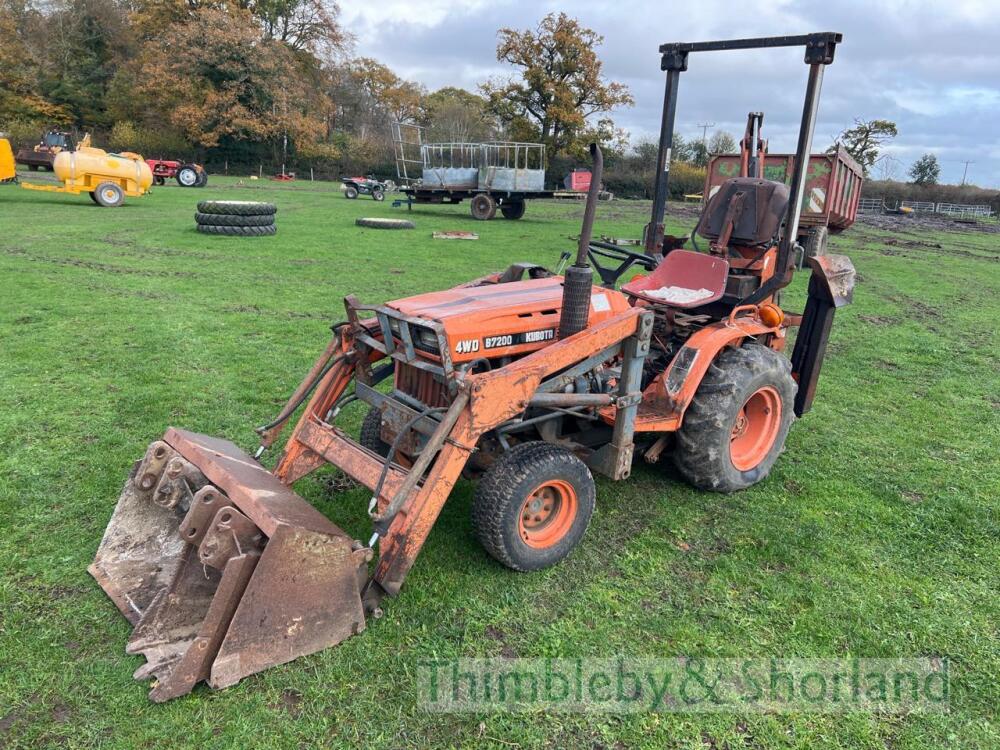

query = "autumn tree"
[[421, 87, 495, 143], [348, 58, 424, 125], [709, 130, 737, 155], [126, 8, 333, 157], [481, 13, 633, 155], [834, 118, 898, 174], [0, 0, 72, 124], [909, 153, 940, 186], [254, 0, 349, 55]]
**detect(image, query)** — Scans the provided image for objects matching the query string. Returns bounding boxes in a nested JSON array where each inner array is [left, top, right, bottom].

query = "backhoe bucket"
[[90, 428, 370, 701]]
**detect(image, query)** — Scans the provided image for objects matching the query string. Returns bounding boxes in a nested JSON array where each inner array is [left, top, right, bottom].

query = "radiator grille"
[[394, 363, 450, 407]]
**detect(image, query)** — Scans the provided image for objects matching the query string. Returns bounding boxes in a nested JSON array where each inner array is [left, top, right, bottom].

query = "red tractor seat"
[[621, 250, 729, 308]]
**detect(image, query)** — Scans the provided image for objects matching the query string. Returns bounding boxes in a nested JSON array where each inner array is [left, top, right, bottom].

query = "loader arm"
[[274, 302, 649, 597]]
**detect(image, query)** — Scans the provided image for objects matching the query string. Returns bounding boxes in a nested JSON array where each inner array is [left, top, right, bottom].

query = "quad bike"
[[146, 159, 208, 187], [342, 175, 387, 201], [90, 32, 855, 701]]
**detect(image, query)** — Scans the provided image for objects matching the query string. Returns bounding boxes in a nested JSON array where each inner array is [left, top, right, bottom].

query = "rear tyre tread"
[[196, 223, 276, 236], [674, 343, 796, 493], [197, 200, 277, 216], [195, 211, 275, 227], [359, 407, 390, 457]]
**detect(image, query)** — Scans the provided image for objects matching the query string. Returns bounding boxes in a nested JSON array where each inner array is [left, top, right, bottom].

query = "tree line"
[[0, 3, 738, 192]]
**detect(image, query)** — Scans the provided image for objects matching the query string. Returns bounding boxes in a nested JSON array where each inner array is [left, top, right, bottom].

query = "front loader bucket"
[[90, 428, 371, 701]]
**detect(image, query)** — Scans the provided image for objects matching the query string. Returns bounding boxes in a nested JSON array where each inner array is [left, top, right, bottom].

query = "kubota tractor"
[[91, 33, 856, 701]]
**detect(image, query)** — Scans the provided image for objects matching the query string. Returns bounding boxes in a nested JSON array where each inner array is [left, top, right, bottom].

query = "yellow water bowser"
[[5, 134, 154, 206], [50, 140, 153, 205]]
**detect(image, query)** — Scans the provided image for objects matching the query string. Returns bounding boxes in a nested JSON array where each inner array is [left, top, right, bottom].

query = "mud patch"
[[222, 304, 328, 320], [272, 688, 303, 717], [3, 247, 198, 278]]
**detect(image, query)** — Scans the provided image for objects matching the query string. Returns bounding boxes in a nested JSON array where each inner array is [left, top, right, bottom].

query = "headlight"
[[414, 326, 439, 351]]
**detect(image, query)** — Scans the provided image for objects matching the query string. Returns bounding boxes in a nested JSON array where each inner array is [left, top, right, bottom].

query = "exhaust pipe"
[[558, 143, 603, 339]]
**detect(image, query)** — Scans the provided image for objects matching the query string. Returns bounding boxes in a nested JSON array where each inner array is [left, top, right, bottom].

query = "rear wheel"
[[93, 182, 125, 207], [344, 185, 359, 199], [674, 343, 796, 492], [500, 200, 525, 220], [176, 165, 199, 187], [802, 226, 829, 266], [470, 193, 497, 221], [28, 164, 39, 172], [154, 176, 165, 186], [472, 442, 595, 571]]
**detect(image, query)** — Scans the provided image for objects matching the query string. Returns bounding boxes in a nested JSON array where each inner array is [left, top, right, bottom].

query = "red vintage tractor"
[[146, 158, 208, 187]]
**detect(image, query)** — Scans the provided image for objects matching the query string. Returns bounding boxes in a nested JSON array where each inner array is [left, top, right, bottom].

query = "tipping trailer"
[[703, 113, 863, 261]]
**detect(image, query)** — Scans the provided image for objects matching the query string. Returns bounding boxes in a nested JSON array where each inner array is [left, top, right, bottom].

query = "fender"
[[632, 306, 782, 432]]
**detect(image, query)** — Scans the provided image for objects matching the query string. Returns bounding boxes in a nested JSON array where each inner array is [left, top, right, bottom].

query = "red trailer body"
[[704, 144, 862, 234], [564, 169, 592, 192]]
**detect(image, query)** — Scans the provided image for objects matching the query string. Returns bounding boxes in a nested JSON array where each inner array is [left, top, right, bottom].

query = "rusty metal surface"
[[94, 431, 372, 701], [210, 525, 368, 689], [88, 441, 189, 624], [806, 252, 856, 307], [164, 428, 346, 538], [467, 309, 644, 432], [294, 419, 409, 500]]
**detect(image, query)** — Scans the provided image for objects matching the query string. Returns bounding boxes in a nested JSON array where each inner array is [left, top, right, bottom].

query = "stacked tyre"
[[195, 201, 277, 236]]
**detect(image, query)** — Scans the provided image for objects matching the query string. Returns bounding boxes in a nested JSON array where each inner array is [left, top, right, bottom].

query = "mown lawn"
[[0, 172, 997, 749]]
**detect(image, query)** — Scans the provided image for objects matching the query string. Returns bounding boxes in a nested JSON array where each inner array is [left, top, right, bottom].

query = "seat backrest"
[[697, 177, 789, 245]]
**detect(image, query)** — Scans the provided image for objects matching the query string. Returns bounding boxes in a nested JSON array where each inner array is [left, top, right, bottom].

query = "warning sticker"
[[591, 293, 611, 312]]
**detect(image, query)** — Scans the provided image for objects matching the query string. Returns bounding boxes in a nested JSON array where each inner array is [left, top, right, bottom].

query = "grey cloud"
[[346, 0, 1000, 187]]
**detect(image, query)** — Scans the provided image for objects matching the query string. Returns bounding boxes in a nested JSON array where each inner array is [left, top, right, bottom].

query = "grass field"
[[1, 172, 998, 749]]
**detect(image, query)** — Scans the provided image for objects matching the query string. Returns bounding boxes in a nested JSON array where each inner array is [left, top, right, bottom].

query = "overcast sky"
[[340, 0, 1000, 188]]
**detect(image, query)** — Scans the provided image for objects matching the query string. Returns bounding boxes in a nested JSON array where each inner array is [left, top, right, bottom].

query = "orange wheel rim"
[[730, 386, 782, 471], [518, 480, 577, 549]]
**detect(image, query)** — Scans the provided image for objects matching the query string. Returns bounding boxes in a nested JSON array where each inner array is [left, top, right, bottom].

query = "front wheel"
[[674, 343, 797, 492], [372, 189, 385, 201], [472, 442, 595, 571], [153, 176, 165, 186], [470, 193, 497, 220]]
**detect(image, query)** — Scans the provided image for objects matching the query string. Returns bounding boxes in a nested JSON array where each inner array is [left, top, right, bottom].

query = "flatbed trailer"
[[392, 123, 551, 220], [399, 186, 554, 220]]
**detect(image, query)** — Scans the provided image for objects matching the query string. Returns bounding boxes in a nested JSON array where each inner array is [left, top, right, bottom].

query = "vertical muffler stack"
[[559, 143, 603, 339], [90, 428, 371, 701]]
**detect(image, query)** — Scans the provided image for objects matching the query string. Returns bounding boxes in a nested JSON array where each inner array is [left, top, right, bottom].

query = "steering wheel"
[[587, 240, 658, 288]]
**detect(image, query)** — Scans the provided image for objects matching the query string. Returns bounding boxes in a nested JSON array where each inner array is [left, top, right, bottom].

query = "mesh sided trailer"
[[393, 123, 552, 220]]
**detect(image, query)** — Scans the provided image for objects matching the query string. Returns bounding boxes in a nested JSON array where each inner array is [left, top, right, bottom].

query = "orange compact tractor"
[[91, 33, 855, 701]]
